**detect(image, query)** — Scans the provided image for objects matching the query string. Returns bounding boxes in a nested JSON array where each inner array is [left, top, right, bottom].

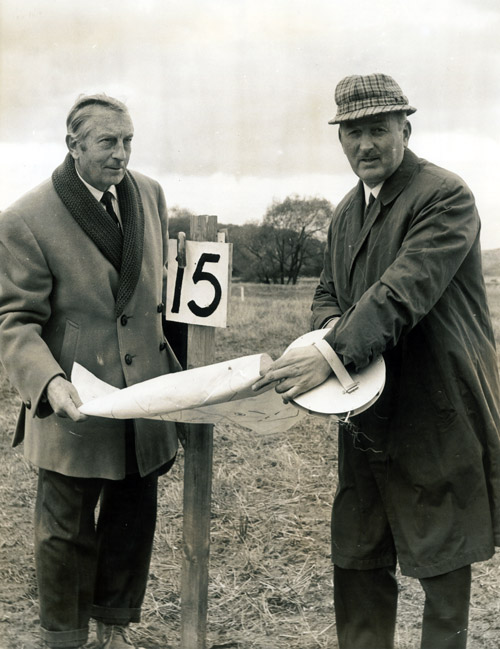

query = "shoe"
[[96, 621, 136, 649]]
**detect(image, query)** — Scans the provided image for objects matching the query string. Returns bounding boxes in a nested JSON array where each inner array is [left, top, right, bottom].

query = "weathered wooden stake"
[[180, 215, 218, 649]]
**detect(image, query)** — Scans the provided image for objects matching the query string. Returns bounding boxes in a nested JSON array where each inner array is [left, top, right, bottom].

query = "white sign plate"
[[166, 239, 230, 327]]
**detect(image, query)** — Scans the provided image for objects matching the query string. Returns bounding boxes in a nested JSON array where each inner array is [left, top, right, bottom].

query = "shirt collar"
[[75, 168, 118, 203], [363, 181, 384, 204]]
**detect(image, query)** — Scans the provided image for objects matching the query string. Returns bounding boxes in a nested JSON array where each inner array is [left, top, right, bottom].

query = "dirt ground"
[[1, 392, 499, 649], [1, 282, 500, 648]]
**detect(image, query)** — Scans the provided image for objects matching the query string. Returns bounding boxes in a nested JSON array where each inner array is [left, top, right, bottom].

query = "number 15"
[[171, 252, 222, 318]]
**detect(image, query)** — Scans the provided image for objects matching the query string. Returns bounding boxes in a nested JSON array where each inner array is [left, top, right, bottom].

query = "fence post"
[[180, 214, 218, 649]]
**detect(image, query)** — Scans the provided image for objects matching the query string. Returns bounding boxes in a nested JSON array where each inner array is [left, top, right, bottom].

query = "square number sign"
[[165, 239, 230, 328]]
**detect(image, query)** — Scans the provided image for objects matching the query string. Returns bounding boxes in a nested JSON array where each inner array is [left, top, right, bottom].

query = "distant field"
[[484, 281, 500, 362], [1, 279, 499, 649], [481, 248, 500, 278]]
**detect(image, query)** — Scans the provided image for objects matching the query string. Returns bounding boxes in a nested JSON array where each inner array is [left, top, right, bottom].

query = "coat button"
[[157, 303, 164, 313], [120, 314, 128, 326], [25, 400, 32, 410], [124, 354, 133, 365], [159, 341, 167, 351]]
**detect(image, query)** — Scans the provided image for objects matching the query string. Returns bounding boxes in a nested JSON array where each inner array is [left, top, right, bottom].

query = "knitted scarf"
[[52, 154, 144, 317]]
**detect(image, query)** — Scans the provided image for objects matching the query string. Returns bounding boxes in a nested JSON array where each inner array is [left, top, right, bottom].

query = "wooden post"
[[180, 215, 218, 649]]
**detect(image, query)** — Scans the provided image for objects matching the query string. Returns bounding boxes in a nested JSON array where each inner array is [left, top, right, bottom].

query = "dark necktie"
[[364, 192, 375, 220], [101, 191, 122, 231]]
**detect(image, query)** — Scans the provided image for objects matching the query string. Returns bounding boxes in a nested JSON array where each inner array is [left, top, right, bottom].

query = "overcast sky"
[[1, 0, 499, 246]]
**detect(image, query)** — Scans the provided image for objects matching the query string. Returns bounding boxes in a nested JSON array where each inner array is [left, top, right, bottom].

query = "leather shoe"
[[96, 622, 136, 649]]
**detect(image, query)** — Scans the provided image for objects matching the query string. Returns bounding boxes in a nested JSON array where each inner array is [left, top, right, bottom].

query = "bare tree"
[[260, 195, 334, 284]]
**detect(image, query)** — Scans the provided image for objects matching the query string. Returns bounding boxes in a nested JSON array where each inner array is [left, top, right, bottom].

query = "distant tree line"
[[168, 195, 335, 284]]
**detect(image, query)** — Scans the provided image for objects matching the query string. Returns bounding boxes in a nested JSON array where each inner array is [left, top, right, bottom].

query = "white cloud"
[[1, 0, 499, 248], [154, 171, 354, 225]]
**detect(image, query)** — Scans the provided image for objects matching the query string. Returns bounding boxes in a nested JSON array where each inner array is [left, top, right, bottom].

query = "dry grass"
[[1, 278, 499, 648]]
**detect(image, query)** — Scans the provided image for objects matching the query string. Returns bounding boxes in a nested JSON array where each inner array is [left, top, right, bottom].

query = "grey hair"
[[66, 94, 130, 142]]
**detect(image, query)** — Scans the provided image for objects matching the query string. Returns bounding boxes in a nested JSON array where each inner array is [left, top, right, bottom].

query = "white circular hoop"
[[285, 329, 386, 419]]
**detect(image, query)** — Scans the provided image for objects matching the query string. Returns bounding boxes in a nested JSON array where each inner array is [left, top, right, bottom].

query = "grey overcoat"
[[0, 168, 179, 479]]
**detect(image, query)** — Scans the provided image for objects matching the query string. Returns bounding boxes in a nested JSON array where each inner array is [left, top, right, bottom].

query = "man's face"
[[68, 106, 134, 191], [339, 113, 410, 187]]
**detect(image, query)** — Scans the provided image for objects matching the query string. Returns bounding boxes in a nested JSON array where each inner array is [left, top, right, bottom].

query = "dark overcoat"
[[0, 168, 179, 479], [312, 148, 500, 576]]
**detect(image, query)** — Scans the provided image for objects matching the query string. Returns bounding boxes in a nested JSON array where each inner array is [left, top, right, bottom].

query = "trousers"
[[334, 563, 471, 649], [35, 467, 159, 649]]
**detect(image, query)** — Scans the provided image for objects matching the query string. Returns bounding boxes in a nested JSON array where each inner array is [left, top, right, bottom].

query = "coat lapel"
[[348, 183, 381, 274], [52, 155, 145, 317], [115, 172, 145, 317], [348, 149, 419, 275], [344, 183, 365, 271]]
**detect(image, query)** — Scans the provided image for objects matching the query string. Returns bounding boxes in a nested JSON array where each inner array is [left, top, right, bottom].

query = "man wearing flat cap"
[[255, 73, 500, 648]]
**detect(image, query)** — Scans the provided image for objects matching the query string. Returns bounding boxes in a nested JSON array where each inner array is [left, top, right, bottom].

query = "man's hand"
[[252, 345, 332, 403], [46, 376, 88, 422]]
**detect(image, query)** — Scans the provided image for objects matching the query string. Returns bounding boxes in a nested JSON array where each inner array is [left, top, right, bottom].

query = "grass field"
[[1, 278, 499, 649]]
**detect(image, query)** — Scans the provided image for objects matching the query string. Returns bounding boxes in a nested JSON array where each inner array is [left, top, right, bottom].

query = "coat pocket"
[[59, 319, 80, 377], [11, 403, 26, 447]]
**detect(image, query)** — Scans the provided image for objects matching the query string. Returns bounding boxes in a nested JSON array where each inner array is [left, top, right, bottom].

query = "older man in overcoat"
[[255, 74, 500, 648], [0, 95, 180, 649]]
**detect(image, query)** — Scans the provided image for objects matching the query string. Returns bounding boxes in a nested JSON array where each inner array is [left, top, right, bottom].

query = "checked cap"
[[329, 73, 416, 124]]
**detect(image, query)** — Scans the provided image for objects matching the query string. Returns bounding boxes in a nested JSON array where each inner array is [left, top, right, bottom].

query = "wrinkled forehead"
[[84, 105, 134, 136]]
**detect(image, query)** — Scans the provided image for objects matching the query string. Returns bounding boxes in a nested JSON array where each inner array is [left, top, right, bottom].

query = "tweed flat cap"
[[329, 73, 416, 124]]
